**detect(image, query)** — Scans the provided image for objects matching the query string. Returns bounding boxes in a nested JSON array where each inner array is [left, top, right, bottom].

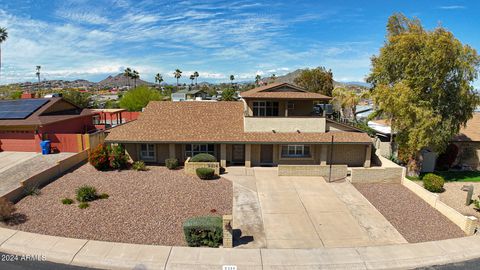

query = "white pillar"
[[364, 144, 372, 168], [169, 143, 176, 159], [245, 144, 252, 167], [320, 145, 328, 165], [220, 144, 227, 168]]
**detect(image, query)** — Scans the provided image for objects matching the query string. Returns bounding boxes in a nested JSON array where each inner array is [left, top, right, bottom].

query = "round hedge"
[[190, 153, 216, 162], [423, 173, 445, 193], [196, 168, 215, 180]]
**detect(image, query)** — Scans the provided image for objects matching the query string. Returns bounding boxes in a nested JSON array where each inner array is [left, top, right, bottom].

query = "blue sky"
[[0, 0, 479, 87]]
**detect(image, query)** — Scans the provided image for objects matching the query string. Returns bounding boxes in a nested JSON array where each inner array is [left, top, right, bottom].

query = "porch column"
[[320, 145, 328, 165], [284, 101, 288, 117], [245, 144, 252, 167], [169, 143, 176, 159], [364, 144, 372, 168], [220, 143, 227, 168]]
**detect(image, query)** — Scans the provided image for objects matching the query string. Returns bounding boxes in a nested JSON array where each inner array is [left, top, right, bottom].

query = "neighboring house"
[[91, 109, 139, 129], [368, 119, 396, 158], [171, 89, 210, 101], [106, 83, 373, 168], [451, 113, 480, 170], [0, 97, 97, 153]]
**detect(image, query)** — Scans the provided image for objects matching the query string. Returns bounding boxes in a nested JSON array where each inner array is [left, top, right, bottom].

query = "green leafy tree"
[[0, 27, 7, 83], [119, 85, 162, 111], [294, 67, 334, 96], [61, 90, 92, 108], [221, 88, 236, 101], [367, 13, 480, 175], [255, 74, 261, 86], [9, 90, 22, 99], [331, 87, 370, 121]]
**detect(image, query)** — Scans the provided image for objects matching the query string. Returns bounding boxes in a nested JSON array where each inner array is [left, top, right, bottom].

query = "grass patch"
[[407, 171, 480, 182]]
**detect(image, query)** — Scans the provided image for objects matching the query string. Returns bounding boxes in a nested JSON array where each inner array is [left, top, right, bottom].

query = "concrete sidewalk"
[[0, 227, 479, 269]]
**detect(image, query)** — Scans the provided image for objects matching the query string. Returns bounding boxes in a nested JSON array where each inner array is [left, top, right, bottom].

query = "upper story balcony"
[[244, 116, 326, 133]]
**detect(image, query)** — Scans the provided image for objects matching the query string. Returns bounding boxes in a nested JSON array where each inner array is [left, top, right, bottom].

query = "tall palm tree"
[[36, 66, 41, 83], [270, 73, 276, 82], [155, 73, 163, 85], [0, 27, 8, 83], [131, 70, 139, 88], [174, 69, 182, 90], [229, 74, 235, 86], [189, 74, 195, 86], [193, 71, 199, 86], [255, 74, 261, 86], [124, 68, 132, 88]]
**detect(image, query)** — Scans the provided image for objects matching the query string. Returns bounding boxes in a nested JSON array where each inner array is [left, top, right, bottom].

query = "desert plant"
[[108, 145, 128, 170], [423, 173, 445, 193], [183, 216, 223, 247], [78, 202, 89, 209], [76, 185, 98, 202], [88, 144, 110, 170], [190, 153, 216, 162], [196, 167, 216, 180], [132, 160, 147, 171], [61, 198, 74, 205], [98, 193, 109, 199], [25, 185, 40, 196], [0, 198, 15, 221], [165, 158, 179, 169], [473, 199, 480, 211]]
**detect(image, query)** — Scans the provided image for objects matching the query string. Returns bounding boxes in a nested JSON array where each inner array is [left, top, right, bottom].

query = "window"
[[185, 144, 215, 157], [253, 101, 279, 116], [287, 101, 295, 110], [281, 145, 311, 158], [140, 144, 156, 161], [92, 115, 101, 125]]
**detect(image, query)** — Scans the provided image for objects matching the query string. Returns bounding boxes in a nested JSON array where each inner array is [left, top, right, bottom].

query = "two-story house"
[[106, 83, 373, 168]]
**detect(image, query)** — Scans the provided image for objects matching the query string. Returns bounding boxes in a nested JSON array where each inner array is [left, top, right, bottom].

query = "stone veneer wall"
[[184, 157, 220, 175], [350, 167, 404, 183], [278, 164, 348, 180]]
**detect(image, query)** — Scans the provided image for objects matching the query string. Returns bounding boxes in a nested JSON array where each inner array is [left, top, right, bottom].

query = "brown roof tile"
[[106, 101, 371, 144], [240, 82, 331, 100]]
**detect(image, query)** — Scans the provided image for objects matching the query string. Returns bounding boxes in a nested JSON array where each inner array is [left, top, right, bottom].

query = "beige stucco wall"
[[124, 143, 138, 161], [244, 117, 326, 133], [330, 144, 366, 167], [245, 99, 315, 117], [156, 144, 169, 163], [251, 144, 261, 166]]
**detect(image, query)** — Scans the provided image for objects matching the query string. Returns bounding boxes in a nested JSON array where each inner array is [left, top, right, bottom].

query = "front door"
[[260, 145, 274, 165], [232, 144, 245, 164]]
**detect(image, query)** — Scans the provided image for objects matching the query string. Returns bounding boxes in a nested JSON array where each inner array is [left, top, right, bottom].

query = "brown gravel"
[[4, 164, 232, 246], [353, 183, 465, 243], [439, 182, 480, 219]]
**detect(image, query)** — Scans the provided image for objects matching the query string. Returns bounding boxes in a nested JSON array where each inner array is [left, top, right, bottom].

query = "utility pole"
[[328, 135, 334, 183]]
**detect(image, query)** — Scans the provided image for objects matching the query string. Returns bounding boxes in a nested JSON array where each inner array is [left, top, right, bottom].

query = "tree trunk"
[[0, 45, 2, 83], [406, 153, 421, 177]]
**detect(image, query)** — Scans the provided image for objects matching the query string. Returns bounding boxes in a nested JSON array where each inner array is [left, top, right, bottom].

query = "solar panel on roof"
[[0, 99, 49, 119]]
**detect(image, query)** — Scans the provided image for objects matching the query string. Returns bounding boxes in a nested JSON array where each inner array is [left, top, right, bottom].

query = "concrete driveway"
[[226, 167, 407, 249], [0, 152, 39, 174]]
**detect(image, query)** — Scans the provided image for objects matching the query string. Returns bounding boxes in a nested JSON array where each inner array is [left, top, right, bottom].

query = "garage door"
[[0, 131, 37, 151]]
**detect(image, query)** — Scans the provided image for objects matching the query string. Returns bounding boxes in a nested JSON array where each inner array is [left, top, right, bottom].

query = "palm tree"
[[124, 68, 132, 88], [229, 75, 235, 86], [174, 69, 182, 90], [270, 73, 276, 82], [0, 27, 8, 83], [189, 74, 195, 86], [193, 71, 199, 86], [131, 70, 139, 88], [35, 66, 41, 83], [255, 74, 261, 86], [155, 73, 163, 86]]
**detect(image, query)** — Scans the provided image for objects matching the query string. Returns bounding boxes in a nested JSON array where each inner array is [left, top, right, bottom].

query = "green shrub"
[[196, 168, 216, 180], [190, 153, 216, 162], [183, 216, 223, 247], [88, 144, 110, 170], [78, 202, 89, 209], [25, 185, 40, 196], [98, 193, 109, 199], [132, 160, 147, 171], [0, 198, 15, 221], [108, 145, 128, 170], [76, 185, 98, 202], [165, 158, 179, 170], [474, 199, 480, 211], [61, 198, 74, 205], [423, 173, 445, 193]]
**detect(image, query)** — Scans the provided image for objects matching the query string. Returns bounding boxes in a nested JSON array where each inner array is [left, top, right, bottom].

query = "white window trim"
[[280, 145, 312, 159], [252, 101, 279, 117], [140, 144, 156, 161], [185, 144, 215, 158]]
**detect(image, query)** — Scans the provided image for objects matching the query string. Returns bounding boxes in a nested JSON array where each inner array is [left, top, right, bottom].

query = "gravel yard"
[[353, 183, 465, 243], [439, 182, 480, 219], [3, 164, 233, 246]]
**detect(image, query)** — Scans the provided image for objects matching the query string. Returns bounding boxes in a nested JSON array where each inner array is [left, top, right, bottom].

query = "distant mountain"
[[97, 73, 152, 88]]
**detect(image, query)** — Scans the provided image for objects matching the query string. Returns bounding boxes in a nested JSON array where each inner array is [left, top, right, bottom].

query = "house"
[[171, 89, 210, 101], [0, 97, 97, 153], [106, 83, 373, 167], [91, 109, 139, 129], [368, 119, 396, 158], [450, 112, 480, 170]]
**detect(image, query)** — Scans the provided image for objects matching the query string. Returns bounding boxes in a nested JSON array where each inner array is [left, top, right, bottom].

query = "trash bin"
[[40, 140, 51, 155]]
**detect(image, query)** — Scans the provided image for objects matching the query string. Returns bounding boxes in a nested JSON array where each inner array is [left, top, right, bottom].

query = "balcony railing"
[[243, 116, 326, 133]]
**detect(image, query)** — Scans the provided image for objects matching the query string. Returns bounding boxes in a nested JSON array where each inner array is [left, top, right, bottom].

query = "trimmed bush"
[[0, 198, 15, 221], [183, 216, 223, 247], [165, 158, 179, 170], [132, 160, 147, 171], [89, 145, 110, 170], [76, 185, 98, 202], [78, 202, 89, 209], [196, 168, 215, 180], [190, 153, 216, 162], [423, 173, 445, 193], [61, 198, 74, 205]]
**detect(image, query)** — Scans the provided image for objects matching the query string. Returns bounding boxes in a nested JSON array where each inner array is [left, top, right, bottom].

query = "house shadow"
[[233, 229, 254, 247]]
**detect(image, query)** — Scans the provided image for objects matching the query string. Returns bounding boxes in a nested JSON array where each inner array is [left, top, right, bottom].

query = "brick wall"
[[350, 167, 404, 184], [278, 164, 348, 180]]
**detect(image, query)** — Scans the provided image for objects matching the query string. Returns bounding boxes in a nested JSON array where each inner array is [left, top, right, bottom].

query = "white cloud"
[[438, 5, 465, 10]]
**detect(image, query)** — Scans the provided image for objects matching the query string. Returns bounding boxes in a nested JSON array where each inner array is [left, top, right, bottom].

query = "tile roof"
[[453, 113, 480, 142], [0, 98, 95, 127], [106, 101, 371, 144], [240, 82, 331, 100]]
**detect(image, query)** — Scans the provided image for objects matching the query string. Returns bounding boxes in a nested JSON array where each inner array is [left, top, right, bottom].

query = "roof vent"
[[272, 129, 276, 133], [296, 129, 301, 133]]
